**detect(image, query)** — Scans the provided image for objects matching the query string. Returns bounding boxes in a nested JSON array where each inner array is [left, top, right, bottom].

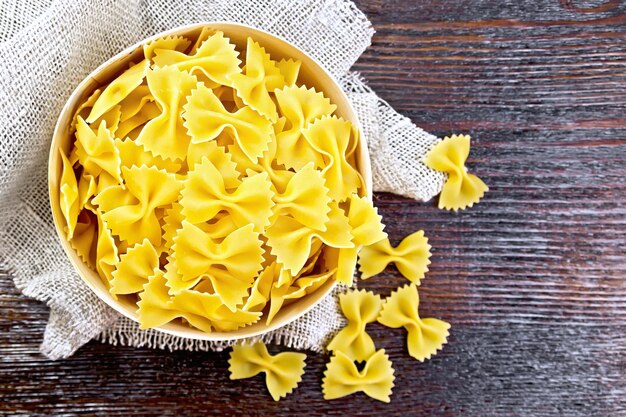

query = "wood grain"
[[2, 1, 626, 415]]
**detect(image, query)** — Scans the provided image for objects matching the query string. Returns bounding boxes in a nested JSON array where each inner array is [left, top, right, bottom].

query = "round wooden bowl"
[[48, 22, 372, 341]]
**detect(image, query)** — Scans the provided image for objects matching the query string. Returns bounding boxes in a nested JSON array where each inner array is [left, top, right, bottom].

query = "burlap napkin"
[[0, 0, 445, 360]]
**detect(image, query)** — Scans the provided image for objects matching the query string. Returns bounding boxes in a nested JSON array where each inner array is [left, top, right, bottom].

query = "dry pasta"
[[57, 28, 385, 334]]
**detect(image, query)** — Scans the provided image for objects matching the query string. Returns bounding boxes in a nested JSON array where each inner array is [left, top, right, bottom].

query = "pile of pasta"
[[57, 28, 386, 333]]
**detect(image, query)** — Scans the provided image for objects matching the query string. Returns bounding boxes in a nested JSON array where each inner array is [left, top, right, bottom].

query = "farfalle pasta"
[[228, 342, 306, 401], [327, 289, 382, 361], [378, 283, 450, 362], [424, 134, 488, 211], [56, 27, 383, 334], [322, 349, 395, 403], [359, 230, 432, 285]]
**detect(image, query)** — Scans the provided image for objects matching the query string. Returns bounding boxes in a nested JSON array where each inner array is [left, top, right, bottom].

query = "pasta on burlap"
[[0, 0, 445, 360]]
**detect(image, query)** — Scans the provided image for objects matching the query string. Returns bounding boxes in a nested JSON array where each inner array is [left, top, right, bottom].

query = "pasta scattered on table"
[[322, 349, 395, 403], [378, 283, 450, 362], [424, 134, 488, 211], [327, 289, 382, 361], [228, 342, 306, 401]]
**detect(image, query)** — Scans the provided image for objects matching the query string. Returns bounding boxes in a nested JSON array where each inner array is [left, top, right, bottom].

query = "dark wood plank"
[[2, 1, 626, 415]]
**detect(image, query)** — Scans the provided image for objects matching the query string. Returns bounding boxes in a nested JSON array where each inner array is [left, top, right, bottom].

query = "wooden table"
[[2, 1, 625, 415]]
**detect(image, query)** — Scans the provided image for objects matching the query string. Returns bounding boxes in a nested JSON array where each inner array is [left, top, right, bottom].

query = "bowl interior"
[[48, 22, 372, 341]]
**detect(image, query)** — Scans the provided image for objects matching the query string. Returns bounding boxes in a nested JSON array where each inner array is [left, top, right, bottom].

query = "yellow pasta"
[[327, 290, 382, 361], [276, 59, 301, 86], [115, 137, 181, 172], [95, 217, 119, 292], [74, 117, 122, 186], [228, 342, 306, 401], [229, 38, 285, 122], [274, 85, 336, 170], [69, 211, 98, 269], [346, 194, 387, 246], [424, 134, 488, 211], [137, 270, 261, 333], [266, 268, 335, 325], [271, 162, 331, 230], [86, 59, 149, 123], [59, 27, 379, 336], [152, 31, 241, 87], [118, 85, 153, 122], [182, 83, 272, 162], [303, 116, 361, 201], [180, 157, 274, 231], [378, 283, 450, 361], [322, 349, 395, 403], [92, 165, 183, 246], [171, 221, 263, 296], [265, 202, 353, 275], [143, 35, 191, 61], [58, 149, 79, 239], [110, 238, 159, 295], [136, 67, 197, 161], [359, 230, 431, 285]]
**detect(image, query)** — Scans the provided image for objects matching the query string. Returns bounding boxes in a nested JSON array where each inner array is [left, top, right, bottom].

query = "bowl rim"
[[48, 21, 372, 341]]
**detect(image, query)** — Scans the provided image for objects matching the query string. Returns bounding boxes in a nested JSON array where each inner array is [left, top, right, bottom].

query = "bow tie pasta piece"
[[143, 35, 191, 61], [266, 202, 354, 275], [89, 105, 122, 137], [116, 100, 161, 140], [182, 83, 272, 163], [378, 284, 450, 362], [115, 138, 181, 173], [347, 194, 387, 246], [229, 37, 286, 122], [276, 59, 301, 86], [194, 268, 256, 313], [327, 290, 382, 361], [71, 89, 101, 132], [173, 286, 259, 332], [74, 118, 122, 186], [92, 165, 183, 246], [359, 230, 431, 284], [86, 59, 149, 123], [180, 157, 274, 231], [323, 247, 358, 286], [243, 263, 277, 312], [138, 270, 261, 333], [272, 163, 331, 230], [58, 149, 80, 239], [328, 196, 386, 285], [185, 139, 240, 188], [161, 203, 184, 254], [322, 349, 395, 403], [424, 134, 488, 211], [171, 221, 263, 293], [302, 116, 361, 201], [69, 210, 98, 269], [274, 85, 336, 170], [136, 67, 197, 161], [152, 31, 241, 87], [77, 173, 97, 212], [96, 217, 119, 293], [110, 238, 159, 295], [266, 268, 336, 325], [118, 85, 153, 122], [164, 209, 239, 262], [138, 270, 212, 332], [229, 343, 306, 402]]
